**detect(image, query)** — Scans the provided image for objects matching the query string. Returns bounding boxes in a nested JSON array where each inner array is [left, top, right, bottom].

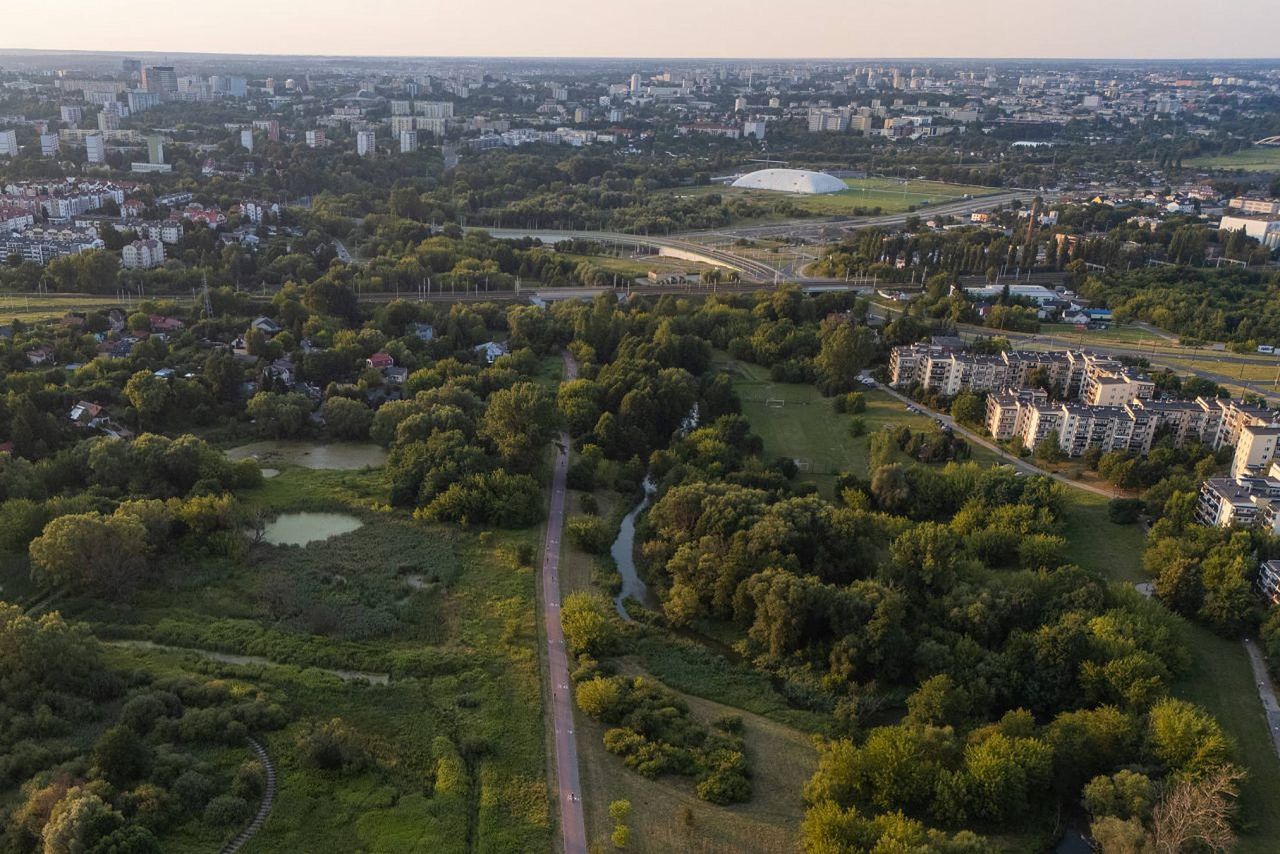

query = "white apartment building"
[[0, 131, 17, 157], [399, 131, 419, 154], [1231, 424, 1280, 479], [85, 133, 105, 164], [1196, 467, 1280, 531], [122, 238, 165, 269], [305, 129, 325, 148], [356, 130, 376, 157]]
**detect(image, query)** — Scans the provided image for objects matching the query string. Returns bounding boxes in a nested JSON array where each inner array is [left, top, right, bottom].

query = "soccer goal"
[[765, 398, 785, 409], [794, 458, 812, 472]]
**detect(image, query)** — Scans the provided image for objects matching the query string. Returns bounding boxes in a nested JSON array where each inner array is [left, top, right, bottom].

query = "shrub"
[[567, 516, 613, 555], [203, 794, 250, 827], [1108, 498, 1145, 525]]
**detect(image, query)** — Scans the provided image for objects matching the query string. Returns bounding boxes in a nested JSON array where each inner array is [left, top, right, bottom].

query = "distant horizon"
[[6, 0, 1277, 61], [4, 48, 1280, 64]]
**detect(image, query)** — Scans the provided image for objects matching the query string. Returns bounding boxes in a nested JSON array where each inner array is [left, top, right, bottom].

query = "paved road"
[[872, 379, 1116, 498], [542, 351, 587, 854], [685, 190, 1036, 241], [1242, 639, 1280, 760]]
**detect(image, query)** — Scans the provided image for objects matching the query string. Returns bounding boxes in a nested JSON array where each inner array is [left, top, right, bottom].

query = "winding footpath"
[[542, 350, 587, 854], [218, 737, 277, 854]]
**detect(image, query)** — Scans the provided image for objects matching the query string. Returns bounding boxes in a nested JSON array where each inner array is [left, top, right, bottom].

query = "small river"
[[611, 479, 657, 620]]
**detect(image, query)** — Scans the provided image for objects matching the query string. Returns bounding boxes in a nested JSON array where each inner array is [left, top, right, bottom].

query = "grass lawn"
[[0, 292, 177, 323], [577, 659, 816, 854], [1056, 490, 1280, 851], [724, 356, 998, 494], [553, 252, 713, 282], [1186, 147, 1280, 172], [661, 177, 996, 220], [1059, 492, 1147, 583], [1173, 626, 1280, 851]]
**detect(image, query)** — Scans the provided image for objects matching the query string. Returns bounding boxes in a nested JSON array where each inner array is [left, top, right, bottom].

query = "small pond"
[[262, 512, 364, 547], [227, 441, 387, 471]]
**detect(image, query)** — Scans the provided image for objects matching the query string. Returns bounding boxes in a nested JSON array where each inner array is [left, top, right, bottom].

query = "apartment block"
[[1257, 559, 1280, 606], [1231, 424, 1280, 479], [1210, 398, 1275, 450], [122, 238, 165, 269], [986, 388, 1049, 441], [1196, 467, 1280, 531]]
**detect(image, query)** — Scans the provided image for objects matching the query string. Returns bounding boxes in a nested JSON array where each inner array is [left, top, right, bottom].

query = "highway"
[[541, 350, 587, 854]]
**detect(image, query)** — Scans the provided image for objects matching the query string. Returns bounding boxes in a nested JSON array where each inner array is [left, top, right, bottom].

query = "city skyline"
[[7, 0, 1279, 60]]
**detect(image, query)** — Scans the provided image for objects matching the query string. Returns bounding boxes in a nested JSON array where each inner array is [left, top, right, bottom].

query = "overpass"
[[469, 228, 789, 282], [470, 189, 1038, 282]]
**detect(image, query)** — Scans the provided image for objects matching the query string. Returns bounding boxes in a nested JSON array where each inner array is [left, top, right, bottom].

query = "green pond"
[[226, 440, 386, 470], [262, 512, 364, 546]]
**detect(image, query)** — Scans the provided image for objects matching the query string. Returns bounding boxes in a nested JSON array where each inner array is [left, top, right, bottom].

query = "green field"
[[725, 356, 997, 494], [0, 292, 158, 322], [663, 176, 996, 219], [1186, 147, 1280, 172]]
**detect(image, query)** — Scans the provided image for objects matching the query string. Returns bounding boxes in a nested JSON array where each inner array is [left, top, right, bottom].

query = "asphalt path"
[[1242, 639, 1280, 760], [871, 378, 1116, 498], [542, 350, 587, 854]]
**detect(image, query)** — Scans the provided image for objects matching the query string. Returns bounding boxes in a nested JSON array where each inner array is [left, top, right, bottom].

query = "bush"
[[566, 516, 613, 555], [297, 718, 373, 774], [1108, 498, 1145, 525], [849, 418, 867, 437], [203, 794, 250, 827], [845, 392, 867, 414]]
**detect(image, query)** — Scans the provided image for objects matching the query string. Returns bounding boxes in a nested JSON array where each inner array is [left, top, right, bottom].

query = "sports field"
[[663, 176, 996, 218], [1186, 147, 1280, 172]]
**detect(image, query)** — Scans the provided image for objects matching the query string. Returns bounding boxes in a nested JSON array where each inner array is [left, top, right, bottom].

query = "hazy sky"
[[9, 0, 1279, 59]]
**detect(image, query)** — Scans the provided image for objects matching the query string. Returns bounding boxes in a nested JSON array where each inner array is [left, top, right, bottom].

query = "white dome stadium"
[[730, 168, 847, 194]]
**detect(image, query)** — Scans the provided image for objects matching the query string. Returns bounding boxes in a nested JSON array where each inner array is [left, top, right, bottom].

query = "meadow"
[[1186, 147, 1280, 172], [3, 462, 551, 853], [661, 176, 996, 220]]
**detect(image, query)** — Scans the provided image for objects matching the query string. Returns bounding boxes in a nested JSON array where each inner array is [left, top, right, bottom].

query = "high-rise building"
[[390, 100, 412, 115], [142, 66, 177, 93], [40, 133, 59, 156], [60, 105, 83, 125], [121, 58, 142, 77], [0, 130, 18, 157], [251, 120, 279, 142], [97, 110, 120, 132], [574, 107, 589, 124], [399, 130, 419, 153], [415, 101, 454, 119], [127, 90, 162, 112], [240, 129, 254, 152], [629, 73, 642, 94], [85, 133, 105, 164], [305, 129, 325, 148], [147, 135, 165, 165], [356, 130, 376, 157]]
